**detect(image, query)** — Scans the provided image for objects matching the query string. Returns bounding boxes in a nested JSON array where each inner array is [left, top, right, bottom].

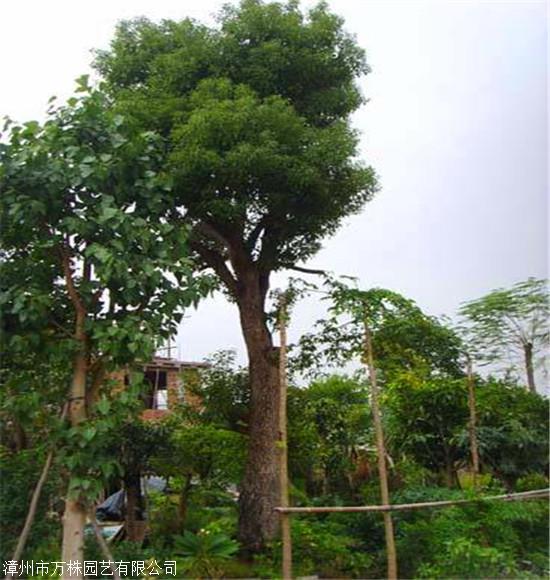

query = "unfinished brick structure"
[[138, 356, 207, 420], [111, 356, 206, 421]]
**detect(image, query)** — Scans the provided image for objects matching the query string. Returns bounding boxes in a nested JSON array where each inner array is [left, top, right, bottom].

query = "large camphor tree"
[[95, 0, 377, 548]]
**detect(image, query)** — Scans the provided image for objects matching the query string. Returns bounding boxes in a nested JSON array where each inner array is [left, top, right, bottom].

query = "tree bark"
[[177, 474, 193, 529], [236, 269, 280, 552], [191, 228, 280, 551], [124, 471, 145, 543], [524, 342, 536, 393], [363, 322, 398, 580], [61, 348, 88, 580], [60, 251, 89, 580]]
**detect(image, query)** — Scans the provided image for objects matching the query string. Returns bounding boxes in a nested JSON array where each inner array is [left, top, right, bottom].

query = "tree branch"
[[189, 239, 238, 297], [246, 217, 268, 253], [289, 265, 328, 276], [59, 246, 86, 318], [195, 221, 232, 250]]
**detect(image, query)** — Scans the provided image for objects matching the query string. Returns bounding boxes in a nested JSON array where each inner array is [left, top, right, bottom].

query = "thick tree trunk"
[[524, 342, 536, 393], [237, 271, 280, 552], [61, 349, 88, 580]]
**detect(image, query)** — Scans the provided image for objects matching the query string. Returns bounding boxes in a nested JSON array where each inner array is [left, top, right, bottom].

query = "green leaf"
[[75, 74, 90, 92], [83, 426, 97, 442]]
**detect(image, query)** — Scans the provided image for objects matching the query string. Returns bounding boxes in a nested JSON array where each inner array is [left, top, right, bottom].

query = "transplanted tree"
[[459, 278, 549, 393], [0, 84, 210, 576], [94, 0, 377, 548], [295, 280, 463, 382]]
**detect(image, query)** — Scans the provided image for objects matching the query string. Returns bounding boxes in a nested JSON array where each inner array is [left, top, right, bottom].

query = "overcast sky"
[[1, 0, 547, 372]]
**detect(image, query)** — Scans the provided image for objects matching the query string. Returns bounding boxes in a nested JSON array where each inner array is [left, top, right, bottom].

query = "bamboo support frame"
[[275, 489, 549, 514], [274, 296, 548, 579]]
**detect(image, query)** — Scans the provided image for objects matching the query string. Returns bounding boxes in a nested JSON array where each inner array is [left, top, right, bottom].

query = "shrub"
[[174, 530, 238, 578], [417, 537, 517, 579], [516, 472, 549, 492], [394, 486, 549, 578], [254, 518, 373, 578]]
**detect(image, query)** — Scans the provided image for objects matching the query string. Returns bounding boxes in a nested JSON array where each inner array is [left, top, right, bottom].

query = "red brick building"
[[138, 356, 207, 420]]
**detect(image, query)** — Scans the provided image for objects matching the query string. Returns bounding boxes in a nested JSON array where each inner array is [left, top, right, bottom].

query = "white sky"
[[1, 1, 547, 371]]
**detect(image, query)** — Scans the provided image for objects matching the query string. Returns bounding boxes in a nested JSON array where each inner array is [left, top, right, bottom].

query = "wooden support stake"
[[88, 509, 121, 580], [279, 294, 292, 580], [364, 320, 398, 580]]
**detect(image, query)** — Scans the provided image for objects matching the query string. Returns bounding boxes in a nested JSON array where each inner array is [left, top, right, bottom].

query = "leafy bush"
[[174, 530, 238, 578], [394, 486, 549, 578], [417, 537, 518, 579], [254, 518, 373, 578], [516, 472, 549, 492]]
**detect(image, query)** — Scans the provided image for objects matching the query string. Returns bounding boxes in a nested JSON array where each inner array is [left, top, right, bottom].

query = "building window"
[[143, 369, 168, 410]]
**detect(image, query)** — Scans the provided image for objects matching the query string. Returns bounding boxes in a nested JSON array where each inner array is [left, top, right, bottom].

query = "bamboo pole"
[[363, 321, 398, 580], [278, 293, 293, 580], [466, 357, 480, 486], [275, 489, 549, 514]]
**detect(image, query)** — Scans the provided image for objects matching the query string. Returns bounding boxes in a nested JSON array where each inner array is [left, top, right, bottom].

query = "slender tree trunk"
[[363, 322, 398, 580], [125, 471, 144, 543], [466, 358, 480, 487], [444, 460, 456, 488], [278, 295, 292, 580], [177, 474, 193, 529], [61, 347, 88, 580], [237, 270, 280, 552], [524, 342, 536, 393], [12, 420, 27, 452]]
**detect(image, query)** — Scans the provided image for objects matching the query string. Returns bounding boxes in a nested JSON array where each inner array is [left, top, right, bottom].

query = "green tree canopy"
[[0, 83, 211, 567], [459, 278, 549, 392], [94, 0, 377, 548], [295, 281, 464, 382]]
